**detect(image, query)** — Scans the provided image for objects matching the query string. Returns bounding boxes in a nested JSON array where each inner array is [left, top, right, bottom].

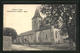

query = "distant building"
[[16, 31, 36, 44]]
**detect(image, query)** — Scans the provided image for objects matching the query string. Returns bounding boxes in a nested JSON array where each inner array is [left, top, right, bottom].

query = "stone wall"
[[3, 36, 12, 51]]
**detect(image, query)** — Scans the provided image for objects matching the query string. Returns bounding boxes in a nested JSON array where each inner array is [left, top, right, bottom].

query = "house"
[[18, 31, 36, 44]]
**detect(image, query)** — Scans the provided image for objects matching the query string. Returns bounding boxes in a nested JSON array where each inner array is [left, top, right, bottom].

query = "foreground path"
[[11, 43, 75, 51], [12, 44, 41, 50], [11, 44, 58, 51]]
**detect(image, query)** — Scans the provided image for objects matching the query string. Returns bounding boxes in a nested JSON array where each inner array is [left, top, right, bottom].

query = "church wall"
[[35, 29, 54, 43]]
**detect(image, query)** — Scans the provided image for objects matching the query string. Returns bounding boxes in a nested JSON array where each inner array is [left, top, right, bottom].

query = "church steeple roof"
[[32, 8, 42, 19]]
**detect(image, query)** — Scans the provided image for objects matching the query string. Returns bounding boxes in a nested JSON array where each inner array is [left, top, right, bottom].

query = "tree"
[[3, 27, 18, 42], [40, 4, 76, 42]]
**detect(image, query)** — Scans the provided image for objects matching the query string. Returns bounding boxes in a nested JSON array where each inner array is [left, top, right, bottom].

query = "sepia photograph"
[[3, 4, 76, 51]]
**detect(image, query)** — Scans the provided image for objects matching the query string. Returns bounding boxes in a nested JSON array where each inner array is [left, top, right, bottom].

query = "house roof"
[[19, 30, 35, 36]]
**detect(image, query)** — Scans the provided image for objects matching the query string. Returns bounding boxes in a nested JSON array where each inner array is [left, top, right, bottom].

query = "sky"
[[3, 4, 41, 35]]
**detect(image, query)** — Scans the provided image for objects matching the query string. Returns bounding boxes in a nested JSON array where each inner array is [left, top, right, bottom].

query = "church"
[[32, 7, 68, 44]]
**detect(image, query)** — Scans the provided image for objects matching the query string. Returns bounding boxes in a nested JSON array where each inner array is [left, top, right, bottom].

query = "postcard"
[[3, 4, 76, 51]]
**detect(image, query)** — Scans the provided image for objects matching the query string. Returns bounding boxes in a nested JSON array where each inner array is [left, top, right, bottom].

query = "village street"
[[12, 44, 40, 50], [11, 43, 75, 51], [11, 44, 60, 51]]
